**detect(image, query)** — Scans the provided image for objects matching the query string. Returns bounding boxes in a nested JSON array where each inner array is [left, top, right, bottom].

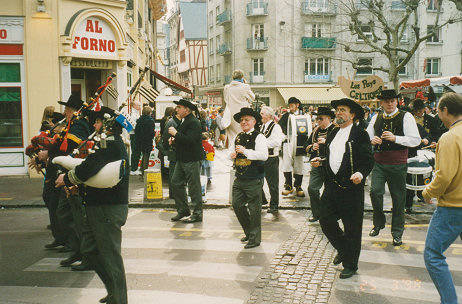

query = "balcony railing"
[[216, 10, 232, 25], [304, 72, 332, 83], [301, 37, 336, 49], [247, 37, 268, 50], [246, 1, 268, 16], [224, 75, 231, 84], [249, 71, 265, 83], [301, 1, 337, 15], [218, 43, 232, 55]]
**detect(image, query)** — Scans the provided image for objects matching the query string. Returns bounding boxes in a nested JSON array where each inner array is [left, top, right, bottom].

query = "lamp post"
[[252, 93, 263, 112]]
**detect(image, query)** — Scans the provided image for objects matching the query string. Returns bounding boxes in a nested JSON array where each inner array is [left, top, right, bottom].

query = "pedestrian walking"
[[135, 106, 155, 176]]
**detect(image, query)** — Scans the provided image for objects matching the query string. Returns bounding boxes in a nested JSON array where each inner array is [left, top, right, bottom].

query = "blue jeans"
[[424, 206, 462, 304]]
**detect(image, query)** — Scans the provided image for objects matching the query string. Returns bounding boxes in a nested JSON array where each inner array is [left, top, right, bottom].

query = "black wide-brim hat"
[[412, 98, 426, 110], [87, 106, 116, 122], [233, 107, 262, 123], [331, 98, 364, 120], [313, 106, 335, 118], [58, 94, 84, 110], [174, 99, 199, 112], [377, 89, 401, 100], [288, 97, 301, 105]]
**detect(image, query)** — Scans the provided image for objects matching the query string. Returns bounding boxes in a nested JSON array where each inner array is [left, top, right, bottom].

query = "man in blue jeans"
[[423, 92, 462, 304]]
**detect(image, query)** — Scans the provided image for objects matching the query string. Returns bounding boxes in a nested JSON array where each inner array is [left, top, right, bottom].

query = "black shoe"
[[295, 186, 305, 197], [240, 236, 249, 242], [308, 216, 319, 223], [44, 240, 64, 249], [57, 245, 73, 253], [60, 254, 81, 267], [71, 261, 93, 271], [282, 184, 294, 195], [333, 254, 343, 265], [99, 295, 111, 303], [369, 225, 384, 237], [339, 268, 356, 279], [182, 216, 202, 223], [261, 200, 269, 205], [393, 236, 403, 246], [171, 212, 190, 222], [405, 207, 413, 214], [267, 208, 278, 214], [244, 242, 260, 249]]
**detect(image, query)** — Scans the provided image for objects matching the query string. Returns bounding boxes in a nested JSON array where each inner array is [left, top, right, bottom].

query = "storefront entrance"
[[70, 68, 101, 102]]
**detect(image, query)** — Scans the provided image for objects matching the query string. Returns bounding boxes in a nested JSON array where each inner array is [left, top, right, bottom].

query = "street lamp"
[[252, 94, 263, 112]]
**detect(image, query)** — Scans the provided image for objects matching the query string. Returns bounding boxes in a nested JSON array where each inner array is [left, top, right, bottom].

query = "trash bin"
[[144, 168, 163, 201]]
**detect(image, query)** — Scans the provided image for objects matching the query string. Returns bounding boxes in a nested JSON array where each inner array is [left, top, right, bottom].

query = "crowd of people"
[[26, 65, 462, 303]]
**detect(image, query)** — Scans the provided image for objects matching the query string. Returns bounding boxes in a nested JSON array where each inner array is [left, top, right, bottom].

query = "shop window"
[[0, 87, 23, 147], [0, 63, 20, 82]]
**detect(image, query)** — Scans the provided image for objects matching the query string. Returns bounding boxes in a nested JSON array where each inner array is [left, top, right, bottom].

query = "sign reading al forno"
[[71, 17, 117, 58]]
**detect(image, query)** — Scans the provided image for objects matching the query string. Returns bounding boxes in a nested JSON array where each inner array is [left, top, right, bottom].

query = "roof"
[[277, 87, 348, 105], [179, 2, 207, 40]]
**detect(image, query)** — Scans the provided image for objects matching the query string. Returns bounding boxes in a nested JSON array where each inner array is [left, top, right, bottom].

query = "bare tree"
[[335, 0, 461, 91]]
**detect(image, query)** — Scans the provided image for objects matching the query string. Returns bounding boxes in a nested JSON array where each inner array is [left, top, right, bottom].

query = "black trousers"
[[42, 179, 66, 244], [319, 181, 365, 271], [261, 156, 279, 210]]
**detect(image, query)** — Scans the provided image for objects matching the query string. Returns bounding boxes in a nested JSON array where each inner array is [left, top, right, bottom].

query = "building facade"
[[0, 0, 167, 176], [204, 0, 462, 108]]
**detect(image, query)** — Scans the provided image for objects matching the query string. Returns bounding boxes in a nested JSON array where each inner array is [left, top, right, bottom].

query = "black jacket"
[[174, 113, 203, 162], [324, 124, 374, 190], [161, 115, 181, 161], [135, 114, 155, 153]]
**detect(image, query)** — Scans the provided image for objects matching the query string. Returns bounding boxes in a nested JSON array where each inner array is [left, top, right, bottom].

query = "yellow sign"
[[338, 75, 384, 102], [146, 170, 163, 200]]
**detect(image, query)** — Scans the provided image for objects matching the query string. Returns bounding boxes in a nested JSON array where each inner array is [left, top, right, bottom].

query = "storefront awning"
[[277, 87, 348, 105], [400, 76, 462, 89]]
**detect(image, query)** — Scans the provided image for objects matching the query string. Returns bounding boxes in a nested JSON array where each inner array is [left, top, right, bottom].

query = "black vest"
[[310, 124, 335, 159], [234, 130, 265, 179], [261, 121, 277, 155], [373, 111, 407, 151]]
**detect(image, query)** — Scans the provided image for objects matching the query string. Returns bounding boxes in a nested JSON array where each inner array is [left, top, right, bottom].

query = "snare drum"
[[406, 161, 433, 191]]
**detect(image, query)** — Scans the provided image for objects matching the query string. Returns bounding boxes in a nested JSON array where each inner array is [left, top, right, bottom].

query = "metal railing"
[[246, 1, 268, 16], [218, 43, 232, 55], [216, 10, 232, 25], [301, 1, 337, 15], [301, 37, 336, 49], [303, 72, 332, 82], [249, 71, 265, 83], [247, 37, 268, 50]]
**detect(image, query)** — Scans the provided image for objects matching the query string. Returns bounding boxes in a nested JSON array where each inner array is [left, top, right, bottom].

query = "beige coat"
[[223, 81, 255, 145]]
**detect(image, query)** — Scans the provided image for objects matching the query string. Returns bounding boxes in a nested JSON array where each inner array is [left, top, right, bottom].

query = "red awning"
[[400, 76, 462, 89], [400, 78, 430, 89], [150, 69, 193, 97]]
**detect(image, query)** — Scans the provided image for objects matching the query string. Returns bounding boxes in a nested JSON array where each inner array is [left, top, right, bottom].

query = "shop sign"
[[338, 75, 384, 102], [0, 17, 24, 44], [70, 59, 112, 69], [71, 17, 117, 58], [253, 89, 270, 96]]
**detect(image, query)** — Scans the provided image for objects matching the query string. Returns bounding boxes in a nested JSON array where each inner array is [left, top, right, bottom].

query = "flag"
[[139, 82, 160, 104], [106, 84, 119, 100]]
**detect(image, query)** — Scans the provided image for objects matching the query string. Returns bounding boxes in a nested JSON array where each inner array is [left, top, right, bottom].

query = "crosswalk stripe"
[[0, 286, 244, 304], [24, 257, 263, 282]]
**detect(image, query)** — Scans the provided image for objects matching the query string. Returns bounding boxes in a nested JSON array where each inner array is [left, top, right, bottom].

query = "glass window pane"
[[0, 63, 21, 83], [325, 59, 329, 75], [310, 61, 316, 75], [0, 87, 22, 147]]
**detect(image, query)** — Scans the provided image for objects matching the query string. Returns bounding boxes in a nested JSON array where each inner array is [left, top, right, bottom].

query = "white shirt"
[[329, 124, 353, 174], [228, 128, 268, 161], [128, 108, 140, 135], [366, 109, 421, 148], [261, 121, 284, 151]]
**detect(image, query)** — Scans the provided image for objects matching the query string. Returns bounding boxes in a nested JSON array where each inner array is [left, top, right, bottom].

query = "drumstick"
[[421, 145, 433, 150]]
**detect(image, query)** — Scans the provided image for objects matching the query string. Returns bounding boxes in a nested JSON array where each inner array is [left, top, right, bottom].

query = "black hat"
[[331, 98, 364, 120], [233, 107, 261, 123], [377, 89, 401, 100], [51, 112, 65, 124], [412, 98, 426, 110], [58, 94, 84, 110], [174, 99, 199, 111], [313, 106, 335, 119], [88, 106, 116, 122], [363, 106, 371, 112], [288, 97, 301, 105]]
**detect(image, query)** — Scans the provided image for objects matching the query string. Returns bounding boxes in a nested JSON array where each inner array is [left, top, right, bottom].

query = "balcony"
[[301, 1, 337, 15], [218, 43, 232, 55], [246, 1, 268, 16], [247, 37, 268, 51], [391, 0, 406, 10], [216, 10, 232, 25], [304, 72, 332, 83], [224, 75, 231, 84], [301, 37, 336, 49], [249, 72, 265, 83]]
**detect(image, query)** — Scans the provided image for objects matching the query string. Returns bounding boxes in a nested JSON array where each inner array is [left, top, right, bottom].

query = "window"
[[252, 24, 265, 39], [216, 6, 220, 24], [357, 25, 373, 41], [209, 11, 213, 27], [209, 38, 214, 54], [398, 58, 407, 75], [253, 58, 264, 75], [217, 64, 221, 80], [216, 34, 221, 51], [427, 25, 440, 43], [0, 63, 23, 148], [426, 58, 440, 75], [127, 68, 132, 88], [400, 27, 408, 43], [180, 50, 186, 63], [356, 58, 373, 74], [427, 0, 440, 10], [305, 58, 329, 75], [305, 23, 330, 38], [209, 65, 214, 82], [309, 0, 328, 10]]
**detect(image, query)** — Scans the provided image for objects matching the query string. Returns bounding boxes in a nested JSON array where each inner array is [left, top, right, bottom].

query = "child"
[[201, 132, 215, 185]]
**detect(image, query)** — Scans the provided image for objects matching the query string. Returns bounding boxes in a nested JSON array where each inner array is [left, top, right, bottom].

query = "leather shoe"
[[333, 254, 343, 265], [262, 200, 268, 205], [393, 236, 403, 246], [308, 216, 319, 223], [71, 260, 93, 271], [244, 242, 260, 249], [267, 208, 278, 214], [240, 236, 249, 242], [99, 295, 111, 303], [171, 212, 190, 222], [60, 254, 81, 267], [182, 216, 202, 223], [44, 240, 65, 249], [57, 245, 73, 253], [369, 225, 384, 237], [339, 268, 356, 279]]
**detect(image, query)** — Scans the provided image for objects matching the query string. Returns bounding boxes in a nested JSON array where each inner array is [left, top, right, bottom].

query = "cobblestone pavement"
[[248, 214, 337, 304]]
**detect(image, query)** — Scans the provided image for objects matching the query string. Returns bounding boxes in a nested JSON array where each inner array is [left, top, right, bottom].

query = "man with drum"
[[366, 89, 420, 246], [278, 97, 312, 197], [423, 92, 462, 304], [305, 107, 335, 222]]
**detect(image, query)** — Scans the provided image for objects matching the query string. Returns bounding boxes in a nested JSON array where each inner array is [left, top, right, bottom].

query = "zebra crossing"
[[0, 208, 307, 304]]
